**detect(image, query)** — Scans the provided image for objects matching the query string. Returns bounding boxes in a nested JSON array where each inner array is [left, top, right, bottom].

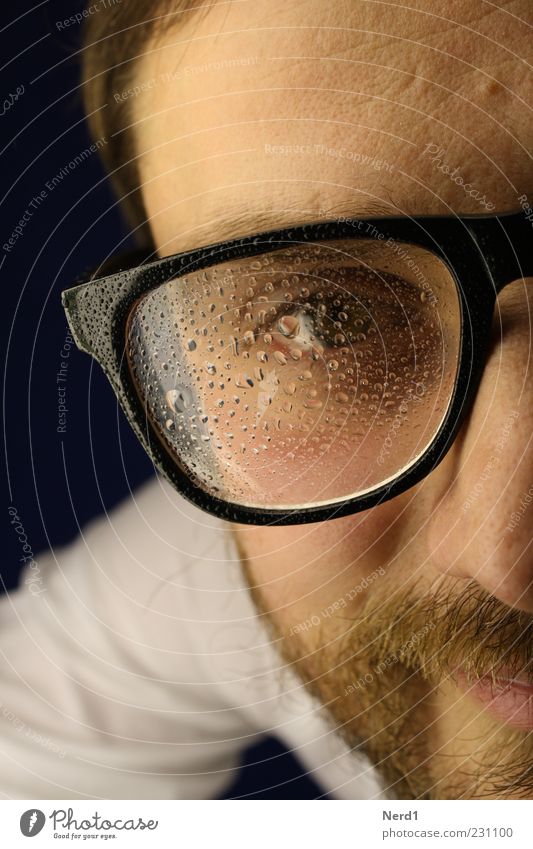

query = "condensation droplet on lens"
[[166, 388, 192, 413], [277, 315, 300, 337], [235, 373, 248, 388]]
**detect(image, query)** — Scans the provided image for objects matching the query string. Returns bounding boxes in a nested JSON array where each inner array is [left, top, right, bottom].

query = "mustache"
[[346, 578, 533, 686]]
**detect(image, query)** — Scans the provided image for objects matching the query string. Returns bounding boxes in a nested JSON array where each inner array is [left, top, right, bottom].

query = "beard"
[[236, 536, 533, 799]]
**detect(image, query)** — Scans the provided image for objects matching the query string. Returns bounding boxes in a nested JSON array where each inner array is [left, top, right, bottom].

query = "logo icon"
[[20, 809, 46, 837]]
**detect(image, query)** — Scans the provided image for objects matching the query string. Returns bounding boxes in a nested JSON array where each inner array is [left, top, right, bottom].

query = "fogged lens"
[[126, 238, 461, 509]]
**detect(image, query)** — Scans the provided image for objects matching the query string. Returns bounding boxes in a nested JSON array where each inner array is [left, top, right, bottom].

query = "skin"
[[131, 0, 533, 797]]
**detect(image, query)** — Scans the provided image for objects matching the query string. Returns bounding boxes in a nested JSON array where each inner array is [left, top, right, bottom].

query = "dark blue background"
[[1, 0, 327, 800]]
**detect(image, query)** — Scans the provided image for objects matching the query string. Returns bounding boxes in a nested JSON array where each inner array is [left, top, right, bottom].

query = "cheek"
[[234, 494, 414, 630]]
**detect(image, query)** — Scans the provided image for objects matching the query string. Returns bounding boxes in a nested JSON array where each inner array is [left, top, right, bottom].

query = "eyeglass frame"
[[62, 210, 532, 526]]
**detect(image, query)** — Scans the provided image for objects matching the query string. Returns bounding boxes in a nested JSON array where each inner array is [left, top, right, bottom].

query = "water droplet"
[[300, 370, 312, 381], [284, 381, 296, 395], [420, 291, 428, 302], [206, 363, 217, 375], [277, 315, 300, 337], [274, 351, 287, 365], [165, 419, 175, 431], [187, 339, 197, 351], [256, 350, 268, 362], [336, 392, 349, 403], [328, 360, 339, 371], [243, 330, 255, 345], [166, 388, 192, 413]]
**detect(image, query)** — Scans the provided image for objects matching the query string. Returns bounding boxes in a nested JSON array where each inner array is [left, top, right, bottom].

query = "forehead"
[[132, 0, 532, 253]]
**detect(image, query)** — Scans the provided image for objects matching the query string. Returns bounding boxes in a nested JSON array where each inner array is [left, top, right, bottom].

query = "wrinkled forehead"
[[131, 0, 532, 252]]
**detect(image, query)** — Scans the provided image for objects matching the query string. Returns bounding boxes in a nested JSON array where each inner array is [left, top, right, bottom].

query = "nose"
[[427, 279, 533, 611]]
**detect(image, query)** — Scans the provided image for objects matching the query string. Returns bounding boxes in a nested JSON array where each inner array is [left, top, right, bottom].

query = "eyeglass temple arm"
[[465, 211, 533, 292]]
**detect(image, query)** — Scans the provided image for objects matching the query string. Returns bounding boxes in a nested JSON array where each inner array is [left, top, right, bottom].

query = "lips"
[[456, 669, 533, 731]]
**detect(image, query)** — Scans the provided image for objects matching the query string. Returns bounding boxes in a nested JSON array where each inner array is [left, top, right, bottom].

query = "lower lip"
[[457, 671, 533, 730]]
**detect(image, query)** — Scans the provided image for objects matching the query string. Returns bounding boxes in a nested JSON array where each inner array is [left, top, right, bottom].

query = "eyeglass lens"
[[126, 238, 461, 509]]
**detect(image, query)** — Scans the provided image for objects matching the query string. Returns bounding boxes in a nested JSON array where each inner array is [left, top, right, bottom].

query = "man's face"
[[133, 0, 533, 798]]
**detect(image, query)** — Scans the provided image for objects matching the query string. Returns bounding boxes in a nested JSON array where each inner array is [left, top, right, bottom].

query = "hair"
[[81, 1, 210, 245]]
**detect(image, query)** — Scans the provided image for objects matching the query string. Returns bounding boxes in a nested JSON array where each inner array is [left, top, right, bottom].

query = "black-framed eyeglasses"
[[62, 211, 532, 526]]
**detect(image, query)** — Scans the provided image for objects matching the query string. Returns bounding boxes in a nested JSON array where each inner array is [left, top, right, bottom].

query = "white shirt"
[[0, 478, 385, 799]]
